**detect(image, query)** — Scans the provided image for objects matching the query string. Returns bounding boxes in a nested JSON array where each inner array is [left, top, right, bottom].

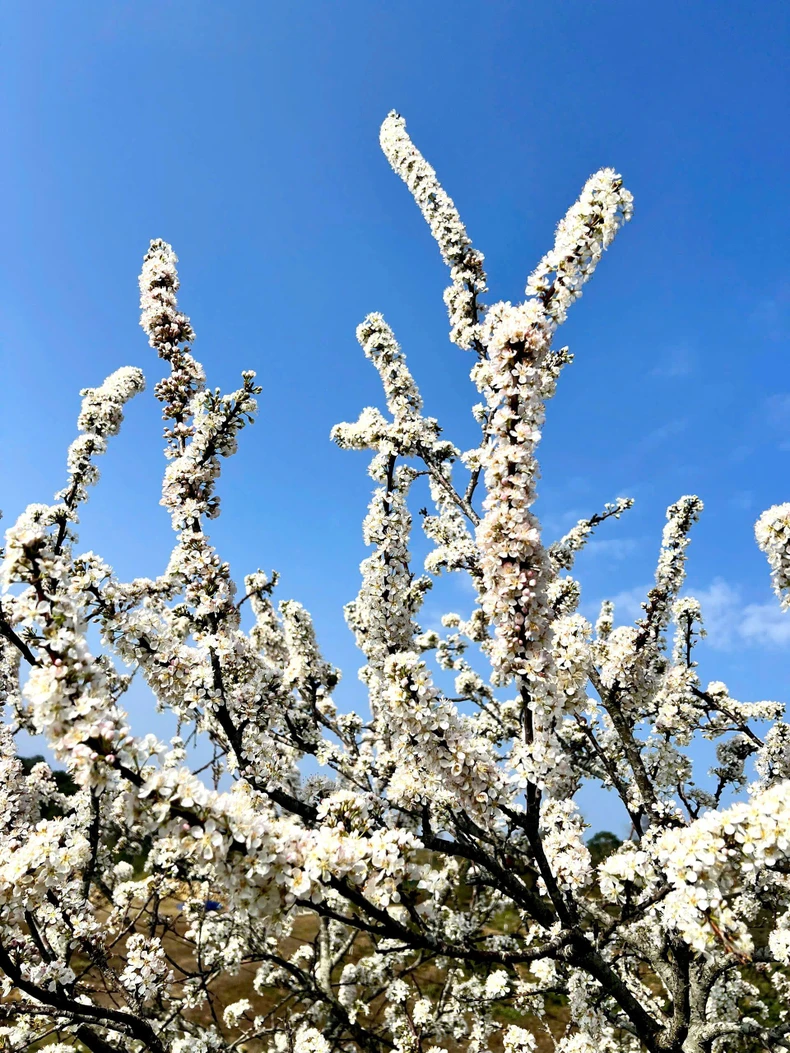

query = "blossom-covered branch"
[[1, 112, 788, 1053], [380, 112, 487, 352]]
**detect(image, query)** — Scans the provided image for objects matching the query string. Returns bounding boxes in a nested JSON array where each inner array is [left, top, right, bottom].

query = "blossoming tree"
[[2, 112, 790, 1053]]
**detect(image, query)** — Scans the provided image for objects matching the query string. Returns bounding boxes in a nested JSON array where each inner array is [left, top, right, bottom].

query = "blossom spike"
[[380, 111, 487, 350]]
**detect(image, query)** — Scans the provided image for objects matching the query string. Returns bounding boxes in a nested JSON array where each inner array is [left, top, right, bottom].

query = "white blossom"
[[0, 108, 786, 1053], [755, 502, 790, 609], [380, 112, 487, 350]]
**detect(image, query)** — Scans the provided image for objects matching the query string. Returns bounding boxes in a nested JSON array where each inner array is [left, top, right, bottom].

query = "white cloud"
[[691, 579, 740, 650], [689, 578, 790, 651], [585, 576, 790, 652], [740, 603, 790, 646]]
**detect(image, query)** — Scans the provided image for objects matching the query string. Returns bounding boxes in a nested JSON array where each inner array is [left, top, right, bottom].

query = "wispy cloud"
[[728, 394, 790, 464], [584, 584, 651, 624], [632, 418, 689, 458], [542, 507, 589, 538], [584, 538, 639, 561], [651, 345, 695, 379], [766, 393, 790, 426], [751, 279, 790, 342], [764, 394, 790, 451], [728, 490, 754, 511]]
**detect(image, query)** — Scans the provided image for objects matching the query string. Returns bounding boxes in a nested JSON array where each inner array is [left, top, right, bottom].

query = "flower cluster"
[[120, 933, 173, 1004], [381, 650, 505, 822], [656, 780, 790, 954], [539, 798, 592, 892], [755, 502, 790, 609]]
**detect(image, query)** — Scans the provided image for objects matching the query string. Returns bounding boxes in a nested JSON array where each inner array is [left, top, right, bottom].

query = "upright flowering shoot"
[[380, 111, 488, 351], [1, 110, 789, 1053], [468, 169, 632, 788], [61, 366, 146, 511], [526, 168, 634, 328]]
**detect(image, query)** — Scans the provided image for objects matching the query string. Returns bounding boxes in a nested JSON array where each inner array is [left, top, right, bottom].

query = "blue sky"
[[2, 1, 789, 833]]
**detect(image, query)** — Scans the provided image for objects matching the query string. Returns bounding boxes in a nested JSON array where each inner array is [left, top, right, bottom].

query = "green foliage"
[[586, 830, 622, 867]]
